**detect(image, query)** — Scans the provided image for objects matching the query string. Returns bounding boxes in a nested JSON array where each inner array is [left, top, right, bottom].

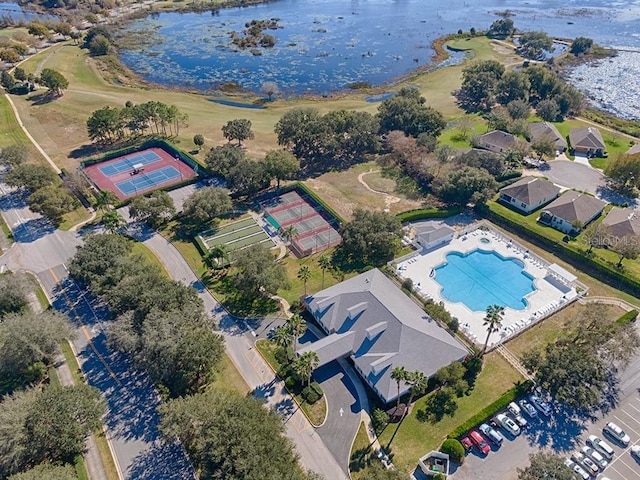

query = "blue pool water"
[[434, 249, 535, 312]]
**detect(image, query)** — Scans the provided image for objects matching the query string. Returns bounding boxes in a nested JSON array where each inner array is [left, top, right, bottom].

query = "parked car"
[[496, 413, 521, 436], [604, 422, 630, 446], [518, 399, 537, 418], [469, 430, 490, 455], [507, 402, 528, 428], [479, 422, 503, 446], [572, 451, 599, 475], [564, 459, 589, 480], [631, 445, 640, 460], [460, 436, 473, 452], [587, 434, 615, 459], [581, 445, 607, 469], [529, 394, 552, 416]]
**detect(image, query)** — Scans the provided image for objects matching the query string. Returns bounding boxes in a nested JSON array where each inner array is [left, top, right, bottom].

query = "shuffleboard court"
[[197, 216, 275, 255], [98, 151, 161, 176], [115, 166, 181, 195]]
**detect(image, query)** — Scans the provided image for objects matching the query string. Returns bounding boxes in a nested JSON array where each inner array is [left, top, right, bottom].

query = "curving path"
[[357, 169, 401, 212]]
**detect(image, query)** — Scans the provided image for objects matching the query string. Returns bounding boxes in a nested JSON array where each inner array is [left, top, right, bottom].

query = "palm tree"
[[286, 314, 307, 353], [482, 304, 505, 355], [294, 350, 320, 387], [102, 210, 127, 234], [205, 244, 230, 269], [94, 190, 119, 212], [406, 370, 428, 408], [390, 366, 407, 412], [281, 225, 299, 244], [297, 266, 311, 295], [272, 326, 293, 361], [318, 255, 331, 290]]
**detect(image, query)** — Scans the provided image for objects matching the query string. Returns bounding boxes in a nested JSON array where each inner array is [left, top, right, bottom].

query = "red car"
[[469, 430, 491, 455], [460, 436, 473, 451]]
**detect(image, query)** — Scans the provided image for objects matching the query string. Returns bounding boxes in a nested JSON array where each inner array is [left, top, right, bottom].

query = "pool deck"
[[394, 224, 582, 349]]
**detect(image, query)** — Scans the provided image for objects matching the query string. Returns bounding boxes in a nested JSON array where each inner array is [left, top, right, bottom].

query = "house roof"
[[627, 144, 640, 155], [543, 190, 606, 225], [602, 207, 640, 238], [305, 269, 468, 403], [528, 122, 567, 149], [412, 221, 456, 244], [499, 177, 560, 207], [479, 130, 518, 150], [569, 127, 605, 150]]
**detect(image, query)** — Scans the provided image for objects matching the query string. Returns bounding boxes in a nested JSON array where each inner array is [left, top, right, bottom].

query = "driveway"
[[538, 160, 637, 208]]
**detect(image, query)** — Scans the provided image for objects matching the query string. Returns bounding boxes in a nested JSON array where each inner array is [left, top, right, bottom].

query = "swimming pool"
[[434, 249, 536, 312]]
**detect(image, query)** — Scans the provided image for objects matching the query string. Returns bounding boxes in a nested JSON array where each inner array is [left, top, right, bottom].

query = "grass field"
[[377, 352, 523, 472]]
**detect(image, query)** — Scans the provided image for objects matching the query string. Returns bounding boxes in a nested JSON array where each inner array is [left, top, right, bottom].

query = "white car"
[[581, 445, 607, 469], [632, 445, 640, 460], [507, 402, 528, 428], [479, 422, 503, 446], [604, 422, 630, 446], [496, 413, 521, 436], [573, 451, 599, 475], [587, 434, 615, 458], [564, 458, 589, 480], [529, 394, 552, 416], [518, 399, 537, 418]]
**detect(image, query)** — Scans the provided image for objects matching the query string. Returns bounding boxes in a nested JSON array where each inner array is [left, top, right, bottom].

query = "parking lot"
[[452, 322, 640, 480]]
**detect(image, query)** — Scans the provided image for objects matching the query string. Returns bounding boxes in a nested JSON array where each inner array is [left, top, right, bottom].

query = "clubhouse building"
[[299, 269, 469, 404]]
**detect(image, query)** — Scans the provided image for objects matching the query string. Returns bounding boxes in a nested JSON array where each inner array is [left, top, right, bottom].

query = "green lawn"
[[377, 353, 523, 473], [349, 422, 384, 479], [487, 199, 640, 287], [58, 206, 92, 231]]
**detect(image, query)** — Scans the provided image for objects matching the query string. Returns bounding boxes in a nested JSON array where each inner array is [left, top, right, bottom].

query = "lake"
[[117, 0, 640, 100]]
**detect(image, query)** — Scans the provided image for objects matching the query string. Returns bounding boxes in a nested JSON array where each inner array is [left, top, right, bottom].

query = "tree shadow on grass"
[[416, 389, 459, 424], [68, 143, 101, 159], [26, 92, 57, 106]]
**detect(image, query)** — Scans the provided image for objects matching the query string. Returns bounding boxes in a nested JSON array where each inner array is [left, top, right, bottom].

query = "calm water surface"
[[118, 0, 640, 98]]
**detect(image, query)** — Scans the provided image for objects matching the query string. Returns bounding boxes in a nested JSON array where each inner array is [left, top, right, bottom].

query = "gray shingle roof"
[[499, 177, 560, 207], [543, 190, 605, 225], [602, 207, 640, 238], [528, 122, 567, 150], [305, 269, 468, 403], [413, 221, 456, 243], [479, 130, 518, 150], [627, 143, 640, 155], [569, 127, 605, 150]]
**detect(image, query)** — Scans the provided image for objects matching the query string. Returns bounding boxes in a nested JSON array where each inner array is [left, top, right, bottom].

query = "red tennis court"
[[83, 147, 197, 201]]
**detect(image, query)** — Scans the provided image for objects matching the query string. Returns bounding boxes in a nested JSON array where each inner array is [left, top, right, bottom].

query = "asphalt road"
[[137, 228, 350, 479], [0, 183, 195, 480]]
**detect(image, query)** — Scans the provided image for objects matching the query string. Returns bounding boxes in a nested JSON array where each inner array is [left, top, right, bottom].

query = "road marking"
[[243, 349, 272, 384], [613, 413, 640, 439], [339, 407, 344, 417], [48, 268, 123, 388]]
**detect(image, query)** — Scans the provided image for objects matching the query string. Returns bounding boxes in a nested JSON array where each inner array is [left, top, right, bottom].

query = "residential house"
[[300, 269, 469, 404], [569, 127, 606, 157], [626, 143, 640, 155], [602, 207, 640, 238], [528, 122, 567, 153], [499, 177, 561, 214], [538, 190, 606, 234], [476, 130, 520, 154]]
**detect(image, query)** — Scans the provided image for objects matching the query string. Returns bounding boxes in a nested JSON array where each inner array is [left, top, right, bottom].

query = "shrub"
[[433, 474, 446, 480], [274, 346, 289, 368], [310, 381, 324, 398], [402, 278, 414, 292], [440, 438, 465, 463], [371, 408, 390, 434], [302, 386, 321, 404], [396, 206, 463, 223], [285, 375, 297, 390], [616, 309, 638, 325]]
